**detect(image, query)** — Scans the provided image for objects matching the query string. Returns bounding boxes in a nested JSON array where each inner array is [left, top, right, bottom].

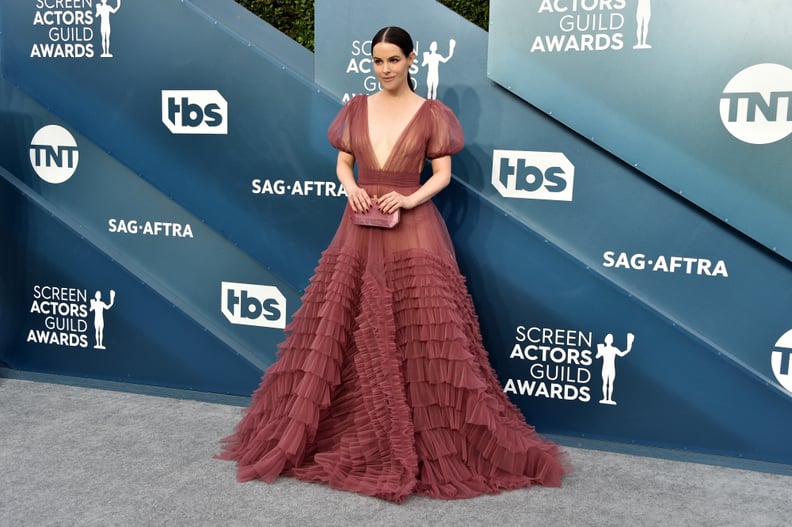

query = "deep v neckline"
[[365, 96, 428, 171]]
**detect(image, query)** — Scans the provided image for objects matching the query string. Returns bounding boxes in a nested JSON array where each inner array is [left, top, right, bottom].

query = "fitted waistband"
[[357, 169, 421, 188]]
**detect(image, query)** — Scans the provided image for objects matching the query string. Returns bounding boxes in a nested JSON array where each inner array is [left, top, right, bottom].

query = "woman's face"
[[372, 42, 413, 91]]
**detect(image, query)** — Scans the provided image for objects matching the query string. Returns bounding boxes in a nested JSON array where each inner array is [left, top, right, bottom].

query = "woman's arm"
[[377, 155, 451, 214], [336, 151, 371, 213]]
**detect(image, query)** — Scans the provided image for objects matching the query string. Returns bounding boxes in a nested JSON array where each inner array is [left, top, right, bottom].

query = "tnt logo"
[[771, 329, 792, 396], [492, 150, 574, 201], [162, 90, 228, 134], [720, 63, 792, 145], [29, 125, 79, 184], [221, 281, 286, 329]]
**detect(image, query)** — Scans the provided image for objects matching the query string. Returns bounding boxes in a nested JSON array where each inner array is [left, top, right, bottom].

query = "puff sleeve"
[[327, 95, 364, 154], [425, 100, 465, 159]]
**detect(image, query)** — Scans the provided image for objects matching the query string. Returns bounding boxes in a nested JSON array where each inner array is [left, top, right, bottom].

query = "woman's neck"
[[378, 85, 419, 101]]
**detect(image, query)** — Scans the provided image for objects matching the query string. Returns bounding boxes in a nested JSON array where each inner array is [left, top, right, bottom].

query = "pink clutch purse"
[[352, 198, 400, 228]]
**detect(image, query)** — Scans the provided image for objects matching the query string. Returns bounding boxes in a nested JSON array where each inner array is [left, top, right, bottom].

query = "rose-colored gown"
[[217, 95, 569, 502]]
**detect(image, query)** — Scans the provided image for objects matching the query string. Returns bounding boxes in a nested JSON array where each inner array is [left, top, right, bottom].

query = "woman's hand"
[[377, 191, 417, 214], [346, 185, 372, 213], [373, 156, 452, 214]]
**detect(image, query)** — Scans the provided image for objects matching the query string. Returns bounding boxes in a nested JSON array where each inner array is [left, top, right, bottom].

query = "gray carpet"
[[1, 377, 790, 527]]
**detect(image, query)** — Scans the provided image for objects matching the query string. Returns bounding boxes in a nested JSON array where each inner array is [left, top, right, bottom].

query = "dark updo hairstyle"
[[371, 26, 416, 92]]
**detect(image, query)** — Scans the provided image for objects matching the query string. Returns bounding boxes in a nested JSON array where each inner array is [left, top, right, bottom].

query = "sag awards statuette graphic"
[[596, 332, 634, 405], [96, 0, 121, 58], [27, 285, 115, 350], [505, 326, 636, 405], [632, 0, 651, 49], [530, 0, 652, 53], [422, 39, 455, 100], [90, 289, 115, 349], [343, 35, 457, 102], [30, 0, 121, 59]]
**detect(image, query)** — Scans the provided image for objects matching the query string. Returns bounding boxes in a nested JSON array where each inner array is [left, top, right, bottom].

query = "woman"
[[218, 26, 569, 503]]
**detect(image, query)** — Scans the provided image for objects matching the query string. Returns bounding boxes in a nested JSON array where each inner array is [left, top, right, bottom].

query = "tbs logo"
[[162, 90, 228, 134], [221, 282, 286, 329], [492, 150, 574, 201]]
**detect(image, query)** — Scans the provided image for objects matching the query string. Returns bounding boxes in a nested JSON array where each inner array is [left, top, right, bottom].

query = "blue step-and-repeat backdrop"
[[1, 0, 790, 466]]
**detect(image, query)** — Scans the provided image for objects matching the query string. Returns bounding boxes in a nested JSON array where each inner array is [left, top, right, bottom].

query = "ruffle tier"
[[217, 245, 569, 502]]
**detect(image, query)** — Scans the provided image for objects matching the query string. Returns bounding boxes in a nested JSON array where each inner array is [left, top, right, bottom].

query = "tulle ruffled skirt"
[[217, 198, 569, 502]]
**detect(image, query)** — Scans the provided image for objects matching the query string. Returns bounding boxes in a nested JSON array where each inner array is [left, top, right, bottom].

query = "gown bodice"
[[327, 95, 464, 190]]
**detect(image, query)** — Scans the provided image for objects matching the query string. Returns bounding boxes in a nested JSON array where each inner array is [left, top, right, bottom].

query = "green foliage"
[[236, 0, 315, 50], [236, 1, 489, 51], [437, 0, 489, 29]]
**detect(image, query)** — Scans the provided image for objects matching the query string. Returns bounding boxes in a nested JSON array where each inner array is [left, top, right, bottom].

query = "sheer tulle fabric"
[[217, 95, 569, 502]]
